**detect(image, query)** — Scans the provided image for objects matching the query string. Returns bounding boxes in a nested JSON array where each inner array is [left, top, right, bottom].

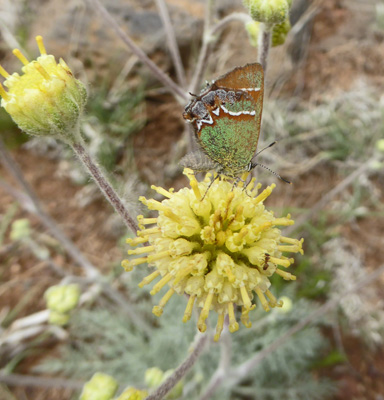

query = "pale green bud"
[[48, 311, 71, 326], [244, 0, 289, 25], [115, 387, 148, 400], [145, 367, 164, 388], [44, 284, 81, 313], [271, 16, 291, 47], [10, 218, 31, 241], [376, 139, 384, 152], [80, 373, 118, 400]]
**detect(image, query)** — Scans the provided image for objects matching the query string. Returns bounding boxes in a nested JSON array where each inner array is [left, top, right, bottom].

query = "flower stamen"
[[0, 83, 9, 101], [35, 35, 47, 55], [152, 288, 175, 316], [214, 313, 225, 342], [12, 49, 29, 66], [183, 295, 196, 322], [139, 270, 161, 288], [228, 302, 239, 332], [0, 65, 10, 78]]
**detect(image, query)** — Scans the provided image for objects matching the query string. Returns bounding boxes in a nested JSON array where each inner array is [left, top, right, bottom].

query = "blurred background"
[[0, 0, 384, 399]]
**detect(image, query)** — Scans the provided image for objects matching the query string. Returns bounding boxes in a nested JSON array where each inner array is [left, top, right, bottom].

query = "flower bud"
[[245, 21, 260, 47], [48, 311, 71, 326], [115, 387, 148, 400], [80, 373, 118, 400], [272, 16, 291, 47], [0, 36, 87, 143], [145, 367, 164, 388], [244, 0, 289, 25], [44, 284, 81, 313], [10, 218, 31, 241]]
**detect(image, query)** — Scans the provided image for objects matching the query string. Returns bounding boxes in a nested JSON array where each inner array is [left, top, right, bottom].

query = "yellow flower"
[[243, 0, 290, 25], [0, 36, 87, 143], [123, 169, 303, 341], [80, 372, 118, 400]]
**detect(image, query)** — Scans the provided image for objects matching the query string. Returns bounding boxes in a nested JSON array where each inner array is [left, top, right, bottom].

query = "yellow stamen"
[[198, 292, 214, 332], [147, 250, 171, 263], [246, 177, 256, 192], [273, 215, 294, 226], [265, 289, 278, 307], [216, 230, 227, 247], [182, 295, 196, 322], [214, 314, 225, 342], [0, 82, 10, 101], [240, 286, 252, 310], [228, 302, 239, 332], [13, 49, 29, 66], [280, 236, 300, 245], [241, 304, 255, 328], [223, 191, 235, 219], [128, 245, 155, 256], [278, 244, 303, 254], [173, 265, 194, 285], [224, 266, 236, 283], [137, 227, 161, 236], [138, 270, 161, 287], [269, 256, 294, 268], [151, 185, 172, 198], [126, 236, 149, 245], [137, 216, 157, 226], [150, 273, 173, 295], [275, 268, 296, 280], [255, 288, 270, 311], [250, 182, 262, 197], [152, 288, 175, 316], [128, 257, 149, 267], [35, 35, 47, 55], [34, 62, 51, 80], [0, 65, 10, 78], [254, 184, 275, 204], [232, 228, 249, 246], [163, 209, 183, 224], [252, 221, 273, 235], [190, 179, 201, 201], [121, 259, 134, 272]]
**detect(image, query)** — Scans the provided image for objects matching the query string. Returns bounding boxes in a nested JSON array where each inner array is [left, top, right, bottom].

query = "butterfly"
[[181, 63, 264, 178]]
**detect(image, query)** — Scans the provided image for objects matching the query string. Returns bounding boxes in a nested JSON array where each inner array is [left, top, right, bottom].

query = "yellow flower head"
[[123, 169, 303, 341], [0, 36, 87, 143], [115, 387, 148, 400]]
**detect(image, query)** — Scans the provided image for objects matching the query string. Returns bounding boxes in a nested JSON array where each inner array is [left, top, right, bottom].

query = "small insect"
[[181, 63, 264, 178], [263, 253, 271, 270]]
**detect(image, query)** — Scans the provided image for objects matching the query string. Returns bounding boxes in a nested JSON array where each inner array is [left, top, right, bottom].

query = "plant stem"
[[88, 0, 187, 102], [258, 24, 271, 73], [145, 332, 208, 400], [188, 0, 216, 95], [71, 141, 139, 233], [0, 138, 99, 279], [155, 0, 187, 88]]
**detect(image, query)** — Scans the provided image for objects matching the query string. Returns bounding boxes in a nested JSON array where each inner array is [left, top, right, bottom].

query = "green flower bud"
[[0, 36, 87, 143], [80, 373, 118, 400], [10, 218, 31, 241], [271, 16, 291, 47], [44, 284, 81, 313], [115, 387, 148, 400], [245, 21, 260, 47], [376, 139, 384, 152], [244, 0, 289, 25], [145, 367, 164, 388], [48, 311, 71, 326]]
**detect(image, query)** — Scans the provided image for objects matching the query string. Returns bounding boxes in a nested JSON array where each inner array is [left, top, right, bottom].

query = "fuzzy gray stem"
[[188, 0, 216, 95], [0, 138, 98, 279], [71, 142, 139, 233], [155, 0, 187, 88], [145, 332, 208, 400], [88, 0, 187, 101], [199, 318, 231, 400], [258, 24, 271, 73]]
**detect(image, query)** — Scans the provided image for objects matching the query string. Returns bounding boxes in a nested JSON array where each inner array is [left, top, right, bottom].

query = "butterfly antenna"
[[189, 92, 197, 97], [251, 162, 292, 184], [254, 141, 277, 158]]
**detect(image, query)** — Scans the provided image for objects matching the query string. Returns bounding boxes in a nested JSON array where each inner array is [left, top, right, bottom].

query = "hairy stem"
[[155, 0, 187, 88], [145, 332, 208, 400], [71, 142, 139, 233], [188, 0, 216, 95], [258, 24, 271, 73], [88, 0, 187, 102]]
